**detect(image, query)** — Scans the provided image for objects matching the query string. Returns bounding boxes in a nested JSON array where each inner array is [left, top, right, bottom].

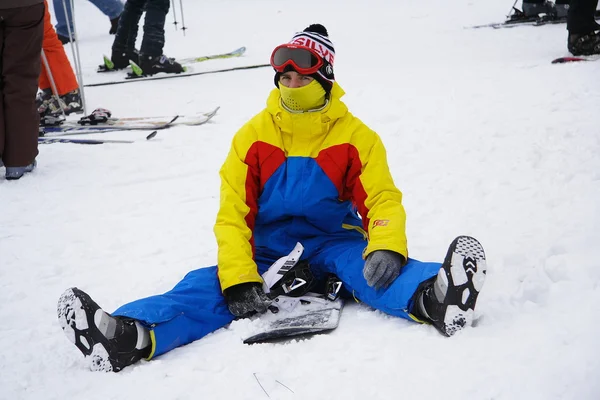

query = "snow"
[[1, 0, 599, 398]]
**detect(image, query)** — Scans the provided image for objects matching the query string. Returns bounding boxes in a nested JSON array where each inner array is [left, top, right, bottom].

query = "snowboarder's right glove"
[[363, 250, 405, 290], [224, 282, 272, 317]]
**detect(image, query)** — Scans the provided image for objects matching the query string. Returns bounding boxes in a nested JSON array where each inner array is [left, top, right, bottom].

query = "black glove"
[[224, 282, 271, 317], [363, 250, 404, 290]]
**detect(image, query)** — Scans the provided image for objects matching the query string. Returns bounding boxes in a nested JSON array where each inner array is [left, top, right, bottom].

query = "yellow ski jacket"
[[214, 83, 407, 291]]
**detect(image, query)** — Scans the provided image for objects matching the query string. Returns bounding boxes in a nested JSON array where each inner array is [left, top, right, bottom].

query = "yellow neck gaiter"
[[279, 80, 326, 112]]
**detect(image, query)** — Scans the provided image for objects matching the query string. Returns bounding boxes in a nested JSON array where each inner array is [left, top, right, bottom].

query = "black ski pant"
[[0, 3, 44, 168], [112, 0, 170, 57], [567, 0, 599, 34]]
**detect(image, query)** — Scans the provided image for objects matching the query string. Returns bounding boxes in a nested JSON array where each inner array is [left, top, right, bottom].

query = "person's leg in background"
[[0, 3, 45, 180], [138, 0, 184, 75], [38, 0, 82, 117], [87, 0, 124, 34], [53, 0, 124, 43], [110, 0, 146, 69], [567, 0, 600, 55]]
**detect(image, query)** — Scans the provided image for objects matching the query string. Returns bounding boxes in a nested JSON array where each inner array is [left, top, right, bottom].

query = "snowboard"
[[243, 294, 344, 344], [243, 242, 344, 344]]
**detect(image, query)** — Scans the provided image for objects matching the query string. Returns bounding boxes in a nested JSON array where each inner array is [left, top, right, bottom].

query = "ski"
[[179, 46, 247, 64], [469, 10, 599, 29], [97, 46, 247, 73], [41, 107, 219, 136], [469, 16, 540, 29], [469, 15, 565, 29], [551, 55, 600, 64], [82, 106, 220, 124], [85, 64, 270, 87], [41, 116, 177, 135], [39, 137, 135, 145], [39, 131, 159, 145]]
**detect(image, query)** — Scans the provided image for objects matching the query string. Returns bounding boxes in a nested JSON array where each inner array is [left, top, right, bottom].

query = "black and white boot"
[[415, 236, 487, 336], [139, 54, 185, 76], [568, 31, 600, 56], [57, 287, 151, 372]]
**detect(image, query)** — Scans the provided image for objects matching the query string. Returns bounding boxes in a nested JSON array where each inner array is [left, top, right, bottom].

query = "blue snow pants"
[[53, 0, 124, 38], [113, 237, 441, 358]]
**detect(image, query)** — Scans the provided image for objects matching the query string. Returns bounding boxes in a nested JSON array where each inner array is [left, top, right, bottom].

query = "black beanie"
[[273, 23, 336, 94]]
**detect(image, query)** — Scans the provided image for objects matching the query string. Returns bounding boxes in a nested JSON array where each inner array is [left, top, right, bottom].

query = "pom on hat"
[[304, 24, 328, 36], [273, 23, 336, 94]]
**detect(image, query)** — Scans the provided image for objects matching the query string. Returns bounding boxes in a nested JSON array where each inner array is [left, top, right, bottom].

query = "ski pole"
[[61, 0, 88, 115], [507, 0, 519, 18], [68, 0, 87, 115], [41, 50, 67, 117], [171, 0, 178, 30], [179, 0, 187, 35]]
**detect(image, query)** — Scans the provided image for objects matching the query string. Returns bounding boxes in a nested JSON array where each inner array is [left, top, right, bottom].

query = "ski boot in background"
[[38, 88, 83, 124], [521, 0, 555, 17], [520, 0, 569, 21], [504, 7, 538, 25], [551, 1, 570, 19], [412, 236, 487, 336], [98, 48, 139, 72], [568, 31, 600, 56], [36, 88, 53, 113], [5, 160, 37, 180], [61, 89, 83, 114], [129, 54, 185, 78]]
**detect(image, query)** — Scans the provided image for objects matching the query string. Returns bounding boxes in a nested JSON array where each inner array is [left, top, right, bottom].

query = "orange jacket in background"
[[39, 0, 78, 95]]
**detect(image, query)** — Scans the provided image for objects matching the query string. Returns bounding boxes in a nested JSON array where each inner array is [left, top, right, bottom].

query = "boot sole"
[[57, 288, 114, 372], [436, 236, 487, 336]]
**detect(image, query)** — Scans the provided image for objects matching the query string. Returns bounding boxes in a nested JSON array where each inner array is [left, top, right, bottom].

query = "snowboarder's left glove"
[[224, 282, 272, 317], [363, 250, 405, 290]]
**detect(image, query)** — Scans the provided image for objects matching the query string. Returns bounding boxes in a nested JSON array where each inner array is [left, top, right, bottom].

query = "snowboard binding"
[[243, 243, 345, 344]]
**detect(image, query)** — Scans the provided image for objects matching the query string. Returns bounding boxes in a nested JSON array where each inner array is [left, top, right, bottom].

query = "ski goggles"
[[270, 44, 324, 75]]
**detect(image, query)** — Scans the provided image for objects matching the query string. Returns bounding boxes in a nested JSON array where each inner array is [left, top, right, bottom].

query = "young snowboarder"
[[57, 24, 487, 372]]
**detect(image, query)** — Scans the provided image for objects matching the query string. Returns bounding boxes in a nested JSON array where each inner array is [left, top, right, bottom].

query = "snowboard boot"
[[110, 48, 140, 70], [5, 160, 36, 180], [139, 54, 185, 76], [413, 236, 487, 336], [568, 31, 600, 56], [57, 287, 151, 372]]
